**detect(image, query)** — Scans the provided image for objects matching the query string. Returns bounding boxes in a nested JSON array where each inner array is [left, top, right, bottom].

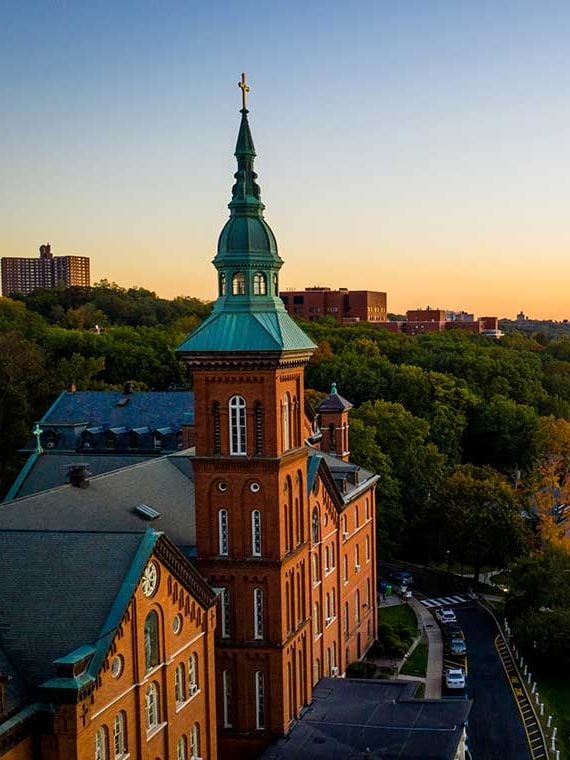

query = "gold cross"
[[238, 72, 250, 109]]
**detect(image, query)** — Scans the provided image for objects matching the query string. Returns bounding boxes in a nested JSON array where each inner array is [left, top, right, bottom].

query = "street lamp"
[[446, 550, 451, 574]]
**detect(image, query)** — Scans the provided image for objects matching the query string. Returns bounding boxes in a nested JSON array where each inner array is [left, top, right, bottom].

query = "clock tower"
[[177, 76, 317, 758]]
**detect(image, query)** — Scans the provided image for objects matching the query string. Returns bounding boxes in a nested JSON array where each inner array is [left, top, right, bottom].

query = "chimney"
[[67, 382, 77, 393], [69, 464, 90, 489]]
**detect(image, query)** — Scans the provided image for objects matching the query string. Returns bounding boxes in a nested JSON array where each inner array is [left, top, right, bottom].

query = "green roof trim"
[[4, 453, 39, 502]]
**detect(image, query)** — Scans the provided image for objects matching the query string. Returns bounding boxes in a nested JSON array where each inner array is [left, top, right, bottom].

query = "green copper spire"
[[176, 75, 315, 357]]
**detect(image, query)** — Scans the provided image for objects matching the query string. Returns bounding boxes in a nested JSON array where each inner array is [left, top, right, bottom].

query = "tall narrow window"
[[367, 578, 371, 608], [273, 273, 278, 295], [326, 647, 331, 676], [255, 671, 266, 729], [113, 712, 127, 757], [212, 401, 221, 454], [144, 611, 159, 672], [312, 507, 320, 544], [189, 652, 199, 694], [95, 726, 109, 760], [251, 510, 262, 556], [344, 602, 349, 635], [254, 401, 263, 454], [221, 587, 231, 638], [312, 552, 320, 584], [175, 663, 186, 704], [355, 505, 359, 528], [145, 683, 159, 730], [218, 509, 229, 556], [177, 736, 187, 760], [222, 670, 232, 727], [355, 544, 360, 570], [355, 590, 361, 626], [366, 535, 370, 562], [190, 723, 200, 760], [229, 395, 246, 455], [314, 601, 321, 636], [219, 272, 227, 296], [325, 546, 330, 573], [282, 393, 291, 451], [285, 580, 291, 633], [343, 554, 348, 583], [232, 271, 246, 295], [254, 587, 264, 639], [331, 543, 335, 568], [253, 272, 267, 295], [365, 497, 370, 520]]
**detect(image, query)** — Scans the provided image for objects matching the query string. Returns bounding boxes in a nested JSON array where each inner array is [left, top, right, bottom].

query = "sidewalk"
[[409, 597, 442, 698]]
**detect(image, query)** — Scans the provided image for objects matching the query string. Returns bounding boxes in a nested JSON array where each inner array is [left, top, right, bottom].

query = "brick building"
[[0, 88, 378, 759], [280, 286, 387, 323], [1, 243, 90, 296], [382, 308, 500, 336]]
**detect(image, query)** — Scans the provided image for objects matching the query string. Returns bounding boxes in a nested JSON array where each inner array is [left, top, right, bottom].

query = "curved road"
[[456, 605, 532, 760]]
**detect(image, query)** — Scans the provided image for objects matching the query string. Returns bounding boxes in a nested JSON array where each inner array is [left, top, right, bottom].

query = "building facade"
[[177, 97, 378, 758], [1, 243, 90, 296], [280, 287, 387, 323]]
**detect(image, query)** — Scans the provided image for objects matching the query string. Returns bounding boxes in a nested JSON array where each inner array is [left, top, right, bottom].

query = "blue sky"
[[1, 1, 569, 317]]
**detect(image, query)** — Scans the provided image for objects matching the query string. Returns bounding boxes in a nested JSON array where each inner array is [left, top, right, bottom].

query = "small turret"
[[316, 383, 353, 462]]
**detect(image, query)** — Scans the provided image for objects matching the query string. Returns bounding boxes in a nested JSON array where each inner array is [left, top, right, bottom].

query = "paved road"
[[457, 605, 531, 760]]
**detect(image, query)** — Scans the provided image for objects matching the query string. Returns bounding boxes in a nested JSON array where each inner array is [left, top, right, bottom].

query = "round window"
[[173, 614, 183, 635], [218, 481, 228, 492], [111, 655, 124, 678], [250, 482, 260, 493]]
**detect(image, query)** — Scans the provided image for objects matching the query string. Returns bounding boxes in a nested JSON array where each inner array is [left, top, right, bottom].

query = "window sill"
[[325, 616, 336, 628], [175, 689, 201, 713], [146, 721, 167, 741], [314, 632, 322, 641]]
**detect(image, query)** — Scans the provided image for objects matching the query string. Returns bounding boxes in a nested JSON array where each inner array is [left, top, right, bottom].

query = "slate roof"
[[315, 385, 353, 413], [0, 530, 148, 689], [0, 644, 28, 716], [307, 449, 378, 507], [41, 390, 194, 429], [262, 678, 472, 760], [6, 452, 156, 500], [0, 453, 196, 550]]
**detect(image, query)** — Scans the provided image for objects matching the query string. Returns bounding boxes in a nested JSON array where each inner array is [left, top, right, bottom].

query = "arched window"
[[221, 587, 230, 638], [145, 683, 159, 730], [355, 544, 360, 570], [253, 272, 267, 295], [285, 580, 291, 633], [343, 602, 349, 634], [367, 578, 371, 608], [282, 393, 291, 451], [232, 271, 246, 295], [113, 712, 127, 757], [229, 395, 246, 455], [175, 663, 186, 704], [254, 587, 264, 639], [325, 592, 331, 621], [144, 611, 159, 672], [326, 647, 331, 676], [366, 535, 370, 562], [343, 554, 348, 583], [95, 726, 109, 760], [314, 601, 321, 636], [355, 505, 359, 528], [222, 670, 232, 727], [255, 671, 266, 729], [342, 514, 348, 538], [189, 652, 199, 694], [190, 723, 200, 760], [325, 546, 330, 573], [284, 503, 289, 553], [219, 272, 227, 296], [365, 497, 370, 520], [177, 736, 188, 760], [251, 510, 262, 556], [330, 543, 335, 569], [312, 552, 320, 584], [333, 641, 337, 669], [312, 507, 320, 544], [218, 509, 229, 556], [355, 590, 361, 626]]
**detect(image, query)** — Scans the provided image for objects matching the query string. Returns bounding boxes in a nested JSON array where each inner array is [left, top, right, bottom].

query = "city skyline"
[[1, 1, 569, 319]]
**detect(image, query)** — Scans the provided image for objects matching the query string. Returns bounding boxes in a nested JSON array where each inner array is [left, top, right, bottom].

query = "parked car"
[[395, 585, 412, 600], [445, 667, 466, 690], [447, 637, 467, 656], [435, 608, 457, 624], [444, 624, 464, 641]]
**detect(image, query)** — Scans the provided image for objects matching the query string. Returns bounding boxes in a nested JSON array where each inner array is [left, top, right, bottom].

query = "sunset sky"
[[1, 1, 569, 319]]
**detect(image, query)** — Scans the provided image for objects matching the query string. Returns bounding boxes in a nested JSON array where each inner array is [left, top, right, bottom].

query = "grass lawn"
[[537, 673, 570, 760], [379, 604, 418, 630], [400, 639, 428, 678]]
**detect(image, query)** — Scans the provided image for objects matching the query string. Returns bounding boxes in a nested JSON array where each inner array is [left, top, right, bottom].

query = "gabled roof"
[[307, 448, 378, 508], [0, 453, 196, 549], [41, 390, 194, 429]]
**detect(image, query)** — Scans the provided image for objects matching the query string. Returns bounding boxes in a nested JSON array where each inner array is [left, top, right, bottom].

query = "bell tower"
[[177, 75, 316, 758]]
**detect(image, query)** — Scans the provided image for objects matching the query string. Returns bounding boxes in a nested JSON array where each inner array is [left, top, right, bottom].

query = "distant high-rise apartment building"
[[280, 286, 387, 323], [1, 243, 90, 296]]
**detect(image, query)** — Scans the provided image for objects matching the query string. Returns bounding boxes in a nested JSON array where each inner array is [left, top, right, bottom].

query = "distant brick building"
[[280, 287, 387, 323], [381, 308, 500, 336], [1, 243, 90, 296]]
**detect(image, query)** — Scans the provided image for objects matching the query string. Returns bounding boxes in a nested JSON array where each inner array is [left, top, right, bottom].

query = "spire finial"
[[32, 422, 44, 455], [331, 382, 338, 395], [238, 72, 250, 110]]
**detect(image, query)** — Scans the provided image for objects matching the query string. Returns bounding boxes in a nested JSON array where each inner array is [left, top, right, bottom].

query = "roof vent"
[[134, 503, 160, 521], [68, 464, 90, 488]]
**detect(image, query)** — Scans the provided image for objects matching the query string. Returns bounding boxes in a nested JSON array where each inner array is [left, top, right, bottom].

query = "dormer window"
[[44, 430, 58, 449], [232, 272, 246, 295], [153, 433, 163, 450], [220, 272, 227, 296], [253, 272, 267, 295]]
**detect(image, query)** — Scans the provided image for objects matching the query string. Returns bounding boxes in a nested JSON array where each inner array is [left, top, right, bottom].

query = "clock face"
[[141, 561, 159, 597]]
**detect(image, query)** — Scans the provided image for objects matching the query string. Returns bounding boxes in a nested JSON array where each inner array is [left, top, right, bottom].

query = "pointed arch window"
[[144, 611, 159, 672], [253, 271, 267, 295], [229, 395, 246, 455], [255, 671, 266, 729], [113, 712, 127, 757], [218, 509, 229, 556], [232, 271, 246, 295], [254, 587, 264, 639], [219, 272, 227, 296], [251, 510, 262, 557], [95, 726, 109, 760], [312, 507, 320, 544]]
